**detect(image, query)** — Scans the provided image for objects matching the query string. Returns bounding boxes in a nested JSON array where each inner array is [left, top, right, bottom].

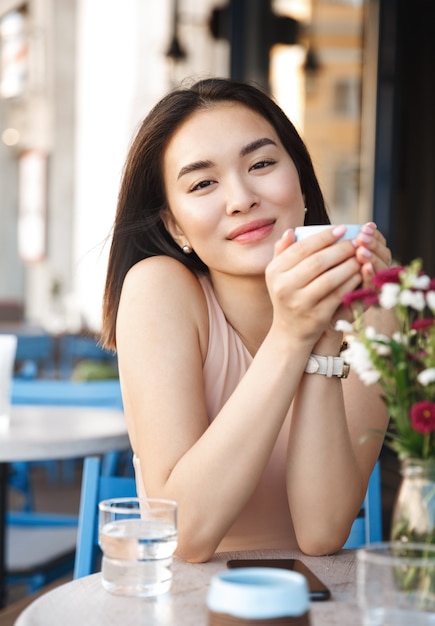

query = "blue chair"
[[11, 379, 124, 409], [12, 334, 56, 380], [6, 512, 78, 593], [58, 334, 118, 380], [10, 378, 129, 495], [7, 380, 130, 592], [11, 378, 131, 482], [7, 453, 131, 593], [343, 460, 383, 548], [74, 456, 137, 578], [7, 334, 57, 508]]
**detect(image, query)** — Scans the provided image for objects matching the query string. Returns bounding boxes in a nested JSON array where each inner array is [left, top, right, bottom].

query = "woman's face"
[[163, 102, 306, 278]]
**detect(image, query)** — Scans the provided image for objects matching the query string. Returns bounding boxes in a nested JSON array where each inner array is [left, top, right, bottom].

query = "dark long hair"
[[102, 77, 330, 349]]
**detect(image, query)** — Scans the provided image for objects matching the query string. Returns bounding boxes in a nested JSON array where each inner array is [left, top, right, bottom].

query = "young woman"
[[102, 78, 392, 562]]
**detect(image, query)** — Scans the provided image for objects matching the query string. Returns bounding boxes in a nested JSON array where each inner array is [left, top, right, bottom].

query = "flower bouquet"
[[336, 259, 435, 546], [337, 259, 435, 601]]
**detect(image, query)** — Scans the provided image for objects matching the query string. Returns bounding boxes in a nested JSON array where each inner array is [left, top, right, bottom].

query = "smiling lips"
[[227, 219, 276, 243]]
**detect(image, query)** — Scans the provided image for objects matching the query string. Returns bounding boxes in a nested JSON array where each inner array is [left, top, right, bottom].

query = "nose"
[[225, 175, 258, 215]]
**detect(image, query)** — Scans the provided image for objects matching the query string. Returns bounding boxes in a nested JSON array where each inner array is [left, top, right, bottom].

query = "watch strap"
[[304, 353, 350, 378]]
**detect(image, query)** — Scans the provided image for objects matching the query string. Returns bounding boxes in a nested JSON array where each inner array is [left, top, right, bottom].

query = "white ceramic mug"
[[294, 224, 362, 242]]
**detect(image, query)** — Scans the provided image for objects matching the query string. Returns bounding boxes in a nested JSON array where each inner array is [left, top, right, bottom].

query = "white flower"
[[373, 343, 391, 356], [379, 283, 400, 309], [365, 326, 389, 343], [411, 274, 430, 290], [359, 369, 382, 385], [334, 319, 354, 333], [427, 291, 435, 312], [417, 368, 435, 386], [399, 289, 426, 311], [376, 333, 391, 344], [342, 340, 382, 386], [392, 332, 409, 345], [364, 327, 391, 355], [342, 340, 373, 373], [365, 326, 377, 340]]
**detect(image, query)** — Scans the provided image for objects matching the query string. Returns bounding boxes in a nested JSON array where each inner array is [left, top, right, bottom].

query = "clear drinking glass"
[[357, 542, 435, 626], [98, 497, 178, 597]]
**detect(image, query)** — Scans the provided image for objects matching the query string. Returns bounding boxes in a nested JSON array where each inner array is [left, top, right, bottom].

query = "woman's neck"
[[208, 271, 273, 356]]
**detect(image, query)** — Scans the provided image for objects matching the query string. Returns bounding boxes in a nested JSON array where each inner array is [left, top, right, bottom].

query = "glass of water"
[[98, 497, 178, 597], [357, 542, 435, 626]]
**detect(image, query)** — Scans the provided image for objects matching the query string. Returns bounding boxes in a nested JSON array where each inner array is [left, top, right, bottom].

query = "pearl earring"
[[182, 244, 193, 254], [304, 207, 308, 214]]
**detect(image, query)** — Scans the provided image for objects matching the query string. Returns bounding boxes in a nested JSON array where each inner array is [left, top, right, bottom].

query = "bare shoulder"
[[123, 256, 205, 303], [119, 256, 209, 350]]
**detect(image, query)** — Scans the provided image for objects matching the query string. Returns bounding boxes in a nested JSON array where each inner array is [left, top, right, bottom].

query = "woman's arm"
[[283, 226, 392, 555], [117, 256, 310, 562], [286, 357, 389, 555]]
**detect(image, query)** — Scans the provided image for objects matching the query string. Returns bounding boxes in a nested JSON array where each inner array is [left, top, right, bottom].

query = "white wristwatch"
[[304, 349, 350, 379]]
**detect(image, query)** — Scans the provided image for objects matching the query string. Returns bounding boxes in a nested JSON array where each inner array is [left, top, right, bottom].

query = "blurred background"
[[0, 0, 434, 336], [0, 1, 433, 612]]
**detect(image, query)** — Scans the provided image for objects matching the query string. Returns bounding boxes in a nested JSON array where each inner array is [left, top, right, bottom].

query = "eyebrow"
[[240, 137, 277, 157], [177, 160, 213, 180], [177, 137, 277, 180]]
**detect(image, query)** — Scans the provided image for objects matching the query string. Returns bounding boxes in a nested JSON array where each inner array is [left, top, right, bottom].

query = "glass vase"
[[391, 458, 435, 545]]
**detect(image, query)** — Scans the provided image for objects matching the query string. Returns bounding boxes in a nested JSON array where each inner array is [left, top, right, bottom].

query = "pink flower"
[[372, 267, 404, 288], [410, 401, 435, 434], [342, 288, 378, 307], [412, 318, 435, 331]]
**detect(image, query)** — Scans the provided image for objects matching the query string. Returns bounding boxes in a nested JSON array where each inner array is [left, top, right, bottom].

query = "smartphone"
[[227, 558, 331, 601]]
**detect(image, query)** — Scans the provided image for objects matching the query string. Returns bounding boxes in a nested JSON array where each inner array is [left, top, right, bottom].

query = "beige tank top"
[[134, 273, 296, 552]]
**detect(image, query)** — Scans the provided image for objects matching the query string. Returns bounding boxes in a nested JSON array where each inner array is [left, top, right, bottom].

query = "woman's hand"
[[328, 222, 392, 327], [265, 224, 362, 348], [353, 222, 392, 286]]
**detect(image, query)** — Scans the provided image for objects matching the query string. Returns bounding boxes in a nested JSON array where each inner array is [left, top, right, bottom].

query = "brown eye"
[[190, 180, 213, 192], [251, 159, 275, 171]]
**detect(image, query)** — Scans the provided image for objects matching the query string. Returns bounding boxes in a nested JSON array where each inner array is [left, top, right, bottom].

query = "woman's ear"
[[161, 209, 183, 245], [161, 209, 188, 248]]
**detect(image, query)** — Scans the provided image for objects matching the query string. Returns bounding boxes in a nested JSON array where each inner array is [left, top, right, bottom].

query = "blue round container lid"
[[207, 567, 310, 619]]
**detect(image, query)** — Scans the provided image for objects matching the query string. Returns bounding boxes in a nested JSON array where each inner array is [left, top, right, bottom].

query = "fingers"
[[267, 221, 391, 340], [269, 224, 362, 303], [353, 222, 392, 274], [269, 246, 361, 320], [273, 224, 350, 268], [272, 221, 392, 286], [267, 225, 373, 344], [360, 262, 375, 286], [273, 228, 295, 257], [299, 256, 362, 311]]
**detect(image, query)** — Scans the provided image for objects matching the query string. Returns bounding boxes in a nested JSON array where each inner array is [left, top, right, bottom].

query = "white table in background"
[[0, 405, 129, 609], [15, 549, 360, 626]]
